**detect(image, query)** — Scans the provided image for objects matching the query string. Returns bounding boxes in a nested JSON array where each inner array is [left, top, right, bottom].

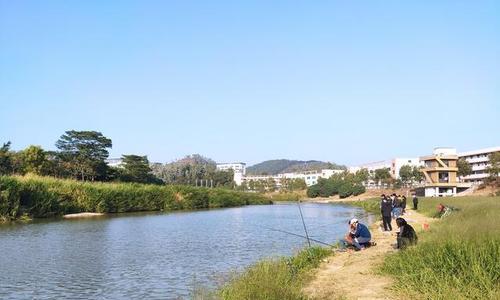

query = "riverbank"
[[215, 196, 500, 299], [303, 206, 432, 299], [218, 246, 331, 299], [0, 175, 271, 222], [305, 196, 500, 299]]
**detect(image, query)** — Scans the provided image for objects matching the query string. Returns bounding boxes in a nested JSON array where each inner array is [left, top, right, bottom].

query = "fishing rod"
[[297, 200, 311, 247], [262, 226, 335, 247]]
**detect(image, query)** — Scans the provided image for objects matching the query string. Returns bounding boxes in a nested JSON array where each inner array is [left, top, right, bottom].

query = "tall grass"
[[0, 175, 271, 221], [380, 196, 500, 299], [219, 246, 331, 300]]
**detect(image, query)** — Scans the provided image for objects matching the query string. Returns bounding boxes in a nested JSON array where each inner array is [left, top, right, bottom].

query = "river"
[[0, 202, 373, 299]]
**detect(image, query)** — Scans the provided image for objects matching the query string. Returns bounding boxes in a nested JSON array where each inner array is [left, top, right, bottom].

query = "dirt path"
[[303, 209, 434, 300]]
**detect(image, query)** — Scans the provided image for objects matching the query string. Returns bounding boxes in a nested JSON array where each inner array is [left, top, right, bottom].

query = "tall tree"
[[486, 152, 500, 182], [412, 166, 424, 184], [0, 141, 13, 175], [120, 154, 160, 183], [21, 145, 48, 175], [374, 168, 392, 184], [457, 158, 473, 181], [354, 168, 369, 183], [55, 130, 112, 181], [399, 165, 414, 186]]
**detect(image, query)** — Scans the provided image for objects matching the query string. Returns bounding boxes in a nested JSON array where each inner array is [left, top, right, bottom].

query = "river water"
[[0, 203, 373, 299]]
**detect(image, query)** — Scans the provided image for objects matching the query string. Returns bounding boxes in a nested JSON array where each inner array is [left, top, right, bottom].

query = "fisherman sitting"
[[344, 218, 372, 251], [395, 217, 418, 249]]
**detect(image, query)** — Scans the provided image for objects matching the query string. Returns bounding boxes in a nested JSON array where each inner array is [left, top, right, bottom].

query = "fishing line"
[[261, 226, 335, 247], [297, 200, 311, 247]]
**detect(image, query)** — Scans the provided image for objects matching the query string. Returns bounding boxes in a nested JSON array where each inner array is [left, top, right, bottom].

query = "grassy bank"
[[340, 197, 380, 214], [264, 191, 303, 202], [380, 196, 500, 299], [0, 175, 271, 221], [219, 246, 331, 300]]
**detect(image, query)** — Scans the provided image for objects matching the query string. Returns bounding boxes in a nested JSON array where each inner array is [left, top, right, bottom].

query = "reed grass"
[[0, 175, 271, 221]]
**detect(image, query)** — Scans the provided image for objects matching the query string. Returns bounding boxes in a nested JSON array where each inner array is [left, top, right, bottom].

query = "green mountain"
[[246, 159, 346, 175]]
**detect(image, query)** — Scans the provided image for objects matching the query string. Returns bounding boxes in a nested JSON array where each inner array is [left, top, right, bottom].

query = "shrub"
[[306, 184, 321, 198]]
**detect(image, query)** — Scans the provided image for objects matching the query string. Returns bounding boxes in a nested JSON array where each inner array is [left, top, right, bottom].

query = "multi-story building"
[[216, 162, 246, 185], [241, 169, 344, 188], [420, 147, 459, 197], [458, 146, 500, 184], [349, 158, 421, 180], [105, 158, 124, 168]]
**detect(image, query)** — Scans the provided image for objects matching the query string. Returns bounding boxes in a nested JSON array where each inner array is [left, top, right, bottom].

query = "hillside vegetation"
[[247, 159, 346, 175], [0, 175, 271, 221]]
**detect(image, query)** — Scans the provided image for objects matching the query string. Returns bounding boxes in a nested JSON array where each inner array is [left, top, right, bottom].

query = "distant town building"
[[458, 146, 500, 184], [241, 169, 343, 188], [420, 147, 461, 197], [105, 158, 123, 168], [216, 162, 246, 185], [349, 158, 421, 179]]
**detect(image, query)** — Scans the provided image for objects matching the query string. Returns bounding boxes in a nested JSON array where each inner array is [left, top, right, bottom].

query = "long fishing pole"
[[262, 226, 335, 247], [297, 200, 311, 247]]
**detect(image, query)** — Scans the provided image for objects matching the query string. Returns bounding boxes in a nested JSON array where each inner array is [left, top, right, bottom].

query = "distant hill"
[[246, 159, 346, 175]]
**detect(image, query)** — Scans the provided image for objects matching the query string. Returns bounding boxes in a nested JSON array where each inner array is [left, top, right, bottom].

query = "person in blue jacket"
[[346, 218, 372, 250]]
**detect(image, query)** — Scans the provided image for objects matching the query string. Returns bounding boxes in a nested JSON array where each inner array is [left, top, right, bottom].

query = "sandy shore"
[[63, 212, 105, 219]]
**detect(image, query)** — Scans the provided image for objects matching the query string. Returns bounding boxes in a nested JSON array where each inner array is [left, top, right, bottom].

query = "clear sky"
[[1, 1, 499, 166]]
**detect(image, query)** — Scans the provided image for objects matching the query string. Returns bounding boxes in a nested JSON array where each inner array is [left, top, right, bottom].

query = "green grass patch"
[[381, 196, 500, 300], [219, 246, 331, 300], [0, 175, 272, 221], [266, 192, 301, 202], [341, 197, 381, 214]]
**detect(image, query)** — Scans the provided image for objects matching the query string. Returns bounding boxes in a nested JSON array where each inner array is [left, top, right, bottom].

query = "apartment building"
[[216, 162, 246, 185], [349, 158, 421, 180], [458, 146, 500, 184], [241, 169, 344, 188]]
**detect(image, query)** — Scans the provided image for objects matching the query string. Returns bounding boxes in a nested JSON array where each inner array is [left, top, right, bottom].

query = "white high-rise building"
[[349, 158, 421, 180], [216, 162, 246, 185], [458, 146, 500, 184]]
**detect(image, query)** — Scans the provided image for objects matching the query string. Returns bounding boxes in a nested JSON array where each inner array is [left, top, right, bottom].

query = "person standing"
[[401, 195, 407, 215], [380, 194, 393, 231], [412, 194, 419, 210], [392, 194, 402, 218]]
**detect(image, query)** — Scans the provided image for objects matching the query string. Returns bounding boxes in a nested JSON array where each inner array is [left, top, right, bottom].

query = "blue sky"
[[1, 1, 499, 166]]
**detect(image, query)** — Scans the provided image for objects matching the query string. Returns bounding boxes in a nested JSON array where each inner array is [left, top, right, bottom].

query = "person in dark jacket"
[[401, 195, 407, 214], [380, 194, 392, 231], [395, 217, 418, 249], [412, 194, 419, 210]]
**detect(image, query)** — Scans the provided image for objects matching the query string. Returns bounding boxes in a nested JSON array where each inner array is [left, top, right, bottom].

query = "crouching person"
[[345, 218, 371, 251], [395, 217, 418, 249]]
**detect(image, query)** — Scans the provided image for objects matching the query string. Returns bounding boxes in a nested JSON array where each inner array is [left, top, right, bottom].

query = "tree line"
[[0, 130, 234, 187], [307, 171, 366, 198]]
